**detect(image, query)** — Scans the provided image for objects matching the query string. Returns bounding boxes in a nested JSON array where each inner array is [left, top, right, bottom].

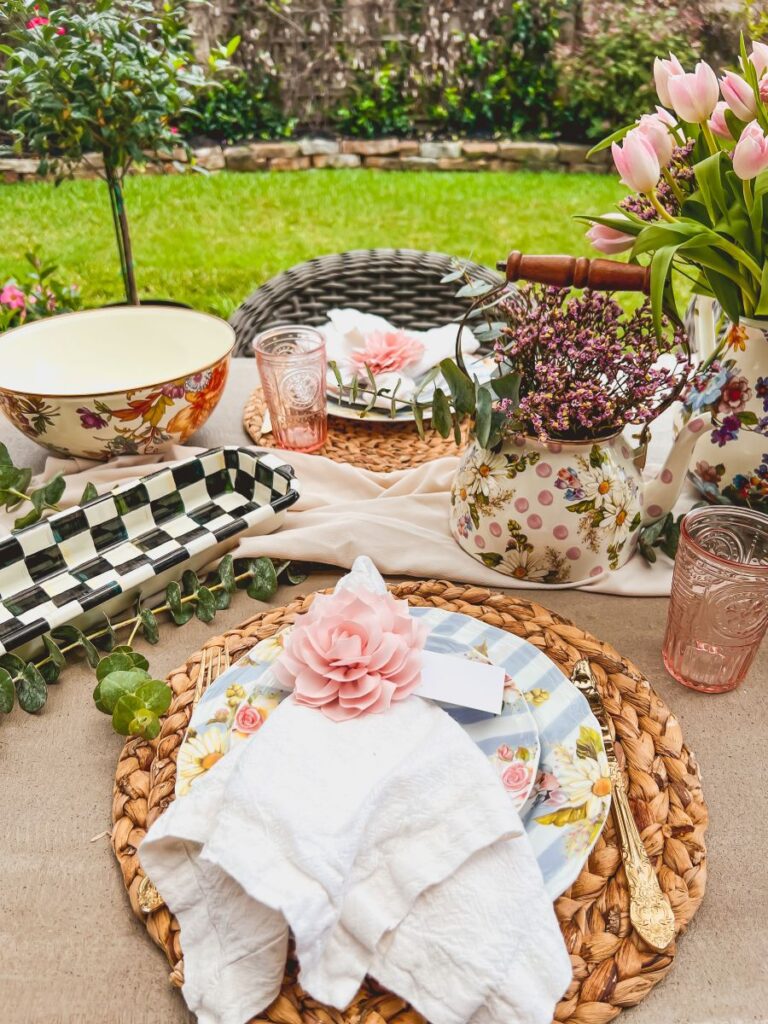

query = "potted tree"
[[0, 1, 242, 460], [0, 0, 238, 304]]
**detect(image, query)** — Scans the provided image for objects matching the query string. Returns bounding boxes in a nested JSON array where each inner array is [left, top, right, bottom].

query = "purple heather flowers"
[[494, 285, 690, 442]]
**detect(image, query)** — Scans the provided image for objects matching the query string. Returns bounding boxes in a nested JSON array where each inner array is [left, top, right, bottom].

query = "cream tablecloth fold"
[[0, 408, 695, 596]]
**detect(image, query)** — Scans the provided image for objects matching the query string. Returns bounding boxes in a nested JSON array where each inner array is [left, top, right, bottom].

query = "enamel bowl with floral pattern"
[[0, 306, 234, 460]]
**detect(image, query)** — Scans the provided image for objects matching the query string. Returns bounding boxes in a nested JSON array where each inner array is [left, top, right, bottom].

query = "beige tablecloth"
[[0, 362, 765, 1024]]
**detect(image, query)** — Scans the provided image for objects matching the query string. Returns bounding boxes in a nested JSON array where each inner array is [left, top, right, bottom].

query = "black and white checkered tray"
[[0, 447, 299, 656]]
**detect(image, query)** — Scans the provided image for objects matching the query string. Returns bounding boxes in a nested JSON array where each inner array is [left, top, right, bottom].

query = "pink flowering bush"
[[272, 588, 428, 722], [0, 251, 81, 332], [493, 285, 690, 442]]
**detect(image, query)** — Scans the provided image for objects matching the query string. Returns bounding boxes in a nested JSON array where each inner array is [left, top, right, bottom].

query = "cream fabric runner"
[[0, 409, 696, 596]]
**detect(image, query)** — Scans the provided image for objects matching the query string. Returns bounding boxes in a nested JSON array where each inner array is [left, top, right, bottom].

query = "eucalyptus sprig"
[[637, 512, 685, 562], [0, 443, 96, 529], [0, 554, 307, 739]]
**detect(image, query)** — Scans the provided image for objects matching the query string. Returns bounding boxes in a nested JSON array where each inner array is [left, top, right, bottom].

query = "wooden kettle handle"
[[498, 251, 651, 294]]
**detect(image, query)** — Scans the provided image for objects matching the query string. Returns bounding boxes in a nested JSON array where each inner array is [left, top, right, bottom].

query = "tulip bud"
[[654, 53, 684, 107], [732, 120, 768, 180], [586, 223, 635, 255], [709, 101, 732, 140], [611, 129, 662, 193], [637, 112, 675, 166], [667, 61, 720, 123], [721, 70, 757, 122], [751, 41, 768, 78]]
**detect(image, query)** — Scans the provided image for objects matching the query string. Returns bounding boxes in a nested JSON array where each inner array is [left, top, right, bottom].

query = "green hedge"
[[178, 0, 732, 144]]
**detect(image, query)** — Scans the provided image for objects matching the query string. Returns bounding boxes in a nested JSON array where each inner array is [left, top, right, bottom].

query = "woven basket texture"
[[243, 386, 461, 472], [112, 581, 708, 1024], [229, 248, 500, 356]]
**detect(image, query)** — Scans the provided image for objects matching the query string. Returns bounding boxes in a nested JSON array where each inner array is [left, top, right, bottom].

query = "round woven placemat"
[[243, 387, 460, 472], [112, 581, 708, 1024]]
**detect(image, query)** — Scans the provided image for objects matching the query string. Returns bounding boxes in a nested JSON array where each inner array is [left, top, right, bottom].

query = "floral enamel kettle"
[[449, 254, 706, 585], [677, 296, 768, 513]]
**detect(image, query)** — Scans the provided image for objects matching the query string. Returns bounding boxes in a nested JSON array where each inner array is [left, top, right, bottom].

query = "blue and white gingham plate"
[[177, 607, 610, 899]]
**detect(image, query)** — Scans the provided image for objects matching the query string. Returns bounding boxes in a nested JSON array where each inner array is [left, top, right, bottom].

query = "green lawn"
[[0, 169, 625, 318]]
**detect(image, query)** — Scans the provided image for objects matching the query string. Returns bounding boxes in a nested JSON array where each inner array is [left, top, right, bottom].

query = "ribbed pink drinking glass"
[[663, 506, 768, 693], [254, 325, 328, 452]]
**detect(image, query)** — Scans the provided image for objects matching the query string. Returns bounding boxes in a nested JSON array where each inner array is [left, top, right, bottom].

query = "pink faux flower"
[[234, 704, 264, 733], [0, 284, 26, 311], [273, 588, 428, 721], [26, 14, 64, 32], [585, 222, 635, 255], [349, 330, 425, 376], [497, 744, 514, 761], [500, 762, 531, 796]]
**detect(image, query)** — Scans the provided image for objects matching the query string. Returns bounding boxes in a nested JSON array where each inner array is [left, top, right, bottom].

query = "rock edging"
[[0, 138, 610, 183]]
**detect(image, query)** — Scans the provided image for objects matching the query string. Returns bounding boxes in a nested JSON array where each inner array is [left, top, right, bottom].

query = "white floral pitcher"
[[678, 298, 768, 512], [450, 420, 705, 584]]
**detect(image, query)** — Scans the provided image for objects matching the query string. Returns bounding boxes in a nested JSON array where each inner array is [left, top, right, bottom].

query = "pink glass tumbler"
[[253, 325, 328, 452], [662, 505, 768, 693]]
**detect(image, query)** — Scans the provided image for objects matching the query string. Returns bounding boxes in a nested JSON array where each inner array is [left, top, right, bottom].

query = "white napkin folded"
[[139, 558, 571, 1024], [321, 308, 480, 409]]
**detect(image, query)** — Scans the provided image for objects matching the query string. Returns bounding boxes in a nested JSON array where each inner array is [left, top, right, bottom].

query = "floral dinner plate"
[[178, 614, 540, 813], [177, 607, 610, 898]]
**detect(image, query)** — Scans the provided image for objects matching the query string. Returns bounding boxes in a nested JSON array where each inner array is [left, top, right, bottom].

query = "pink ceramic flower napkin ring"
[[272, 587, 429, 722]]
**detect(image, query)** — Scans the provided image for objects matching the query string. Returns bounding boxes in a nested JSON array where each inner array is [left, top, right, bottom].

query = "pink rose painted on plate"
[[349, 330, 425, 376], [272, 588, 428, 721], [234, 704, 264, 734], [500, 761, 533, 797]]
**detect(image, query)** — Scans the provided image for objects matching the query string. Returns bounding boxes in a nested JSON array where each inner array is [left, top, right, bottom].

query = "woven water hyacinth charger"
[[112, 580, 708, 1024], [243, 387, 460, 472]]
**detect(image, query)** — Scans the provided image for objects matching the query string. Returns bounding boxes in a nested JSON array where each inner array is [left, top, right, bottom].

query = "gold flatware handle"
[[571, 660, 675, 952]]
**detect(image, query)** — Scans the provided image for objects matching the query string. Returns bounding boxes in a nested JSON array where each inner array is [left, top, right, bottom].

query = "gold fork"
[[137, 643, 231, 915]]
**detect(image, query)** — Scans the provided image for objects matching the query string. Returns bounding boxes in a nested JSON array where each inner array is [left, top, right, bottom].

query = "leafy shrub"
[[555, 2, 703, 141], [333, 61, 413, 137], [178, 72, 295, 144]]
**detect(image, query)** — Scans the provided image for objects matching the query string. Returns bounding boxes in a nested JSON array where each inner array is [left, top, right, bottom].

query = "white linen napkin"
[[140, 560, 572, 1024], [321, 307, 480, 409]]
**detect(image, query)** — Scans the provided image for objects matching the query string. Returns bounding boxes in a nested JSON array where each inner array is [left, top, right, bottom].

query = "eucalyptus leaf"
[[439, 359, 475, 416], [431, 388, 453, 438], [474, 384, 492, 449], [135, 679, 172, 715], [97, 668, 149, 714], [217, 554, 236, 593], [111, 692, 145, 736], [39, 661, 62, 685], [111, 646, 150, 671], [286, 563, 309, 585], [166, 580, 194, 624], [182, 569, 200, 596], [80, 481, 98, 504], [195, 585, 217, 622], [17, 663, 47, 713], [42, 472, 65, 506], [247, 557, 278, 602], [42, 634, 66, 669], [139, 608, 159, 645], [0, 668, 14, 714], [96, 651, 138, 682]]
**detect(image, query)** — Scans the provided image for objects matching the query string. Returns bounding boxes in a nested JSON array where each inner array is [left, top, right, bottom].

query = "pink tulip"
[[637, 112, 675, 166], [731, 120, 768, 180], [751, 41, 768, 78], [721, 70, 757, 122], [655, 106, 677, 127], [654, 53, 684, 107], [586, 223, 635, 255], [709, 101, 732, 140], [667, 61, 719, 123], [611, 129, 661, 193]]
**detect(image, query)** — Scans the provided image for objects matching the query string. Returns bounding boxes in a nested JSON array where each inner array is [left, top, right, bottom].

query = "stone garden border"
[[0, 138, 611, 183]]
